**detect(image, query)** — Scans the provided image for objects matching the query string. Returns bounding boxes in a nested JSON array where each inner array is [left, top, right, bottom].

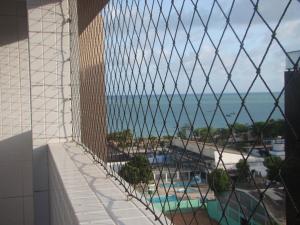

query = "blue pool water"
[[148, 195, 204, 212], [149, 195, 177, 203]]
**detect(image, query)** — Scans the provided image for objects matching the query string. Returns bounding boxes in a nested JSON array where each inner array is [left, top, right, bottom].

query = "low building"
[[269, 138, 285, 159], [171, 139, 267, 177]]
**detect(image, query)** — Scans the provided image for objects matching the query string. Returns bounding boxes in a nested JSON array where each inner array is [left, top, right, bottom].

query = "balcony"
[[0, 0, 300, 225]]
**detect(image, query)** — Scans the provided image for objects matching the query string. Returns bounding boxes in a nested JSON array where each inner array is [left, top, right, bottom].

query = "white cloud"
[[103, 0, 300, 95]]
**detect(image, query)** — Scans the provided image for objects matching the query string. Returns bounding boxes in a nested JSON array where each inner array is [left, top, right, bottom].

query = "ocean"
[[106, 92, 284, 137]]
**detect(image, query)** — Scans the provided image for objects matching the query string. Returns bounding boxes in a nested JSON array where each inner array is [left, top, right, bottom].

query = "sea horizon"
[[106, 91, 283, 98], [106, 92, 284, 137]]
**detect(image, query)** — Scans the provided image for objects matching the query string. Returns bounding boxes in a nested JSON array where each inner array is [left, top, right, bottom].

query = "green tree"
[[119, 155, 153, 186], [177, 125, 191, 139], [266, 119, 285, 138], [119, 164, 139, 186], [162, 135, 173, 140], [263, 156, 283, 182], [236, 159, 250, 182], [232, 123, 249, 134], [215, 128, 230, 143], [250, 122, 265, 144], [148, 136, 157, 148], [249, 120, 285, 144], [208, 168, 231, 194], [107, 129, 133, 148], [194, 127, 216, 142]]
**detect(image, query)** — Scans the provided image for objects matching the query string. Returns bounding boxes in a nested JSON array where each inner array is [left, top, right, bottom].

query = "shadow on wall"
[[0, 0, 61, 46], [27, 0, 61, 9], [0, 131, 34, 225], [77, 0, 108, 34], [0, 131, 33, 161], [0, 0, 28, 46], [32, 144, 51, 225], [80, 63, 107, 161]]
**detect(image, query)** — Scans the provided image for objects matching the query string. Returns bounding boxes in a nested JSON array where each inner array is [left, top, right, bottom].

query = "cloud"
[[103, 0, 300, 95], [229, 0, 300, 25]]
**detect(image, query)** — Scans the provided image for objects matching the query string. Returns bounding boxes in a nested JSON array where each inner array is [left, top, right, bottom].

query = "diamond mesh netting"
[[70, 0, 300, 224]]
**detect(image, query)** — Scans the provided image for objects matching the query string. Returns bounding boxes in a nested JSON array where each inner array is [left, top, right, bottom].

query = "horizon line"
[[106, 91, 282, 97]]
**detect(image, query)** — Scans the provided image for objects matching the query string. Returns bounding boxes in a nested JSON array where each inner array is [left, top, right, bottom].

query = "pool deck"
[[166, 209, 217, 225], [155, 183, 215, 201]]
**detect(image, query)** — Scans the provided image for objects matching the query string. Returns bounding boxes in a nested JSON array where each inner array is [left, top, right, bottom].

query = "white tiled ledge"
[[48, 142, 164, 225]]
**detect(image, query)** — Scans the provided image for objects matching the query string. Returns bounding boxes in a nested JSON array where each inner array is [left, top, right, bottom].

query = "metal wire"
[[70, 0, 300, 224]]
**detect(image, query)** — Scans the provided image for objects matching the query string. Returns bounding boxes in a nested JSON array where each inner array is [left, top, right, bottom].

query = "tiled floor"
[[48, 142, 166, 225]]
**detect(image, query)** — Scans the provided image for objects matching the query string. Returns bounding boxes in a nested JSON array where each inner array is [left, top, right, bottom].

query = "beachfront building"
[[171, 139, 267, 177]]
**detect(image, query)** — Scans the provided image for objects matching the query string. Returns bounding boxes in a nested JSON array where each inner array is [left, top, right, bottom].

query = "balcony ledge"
[[48, 142, 164, 225]]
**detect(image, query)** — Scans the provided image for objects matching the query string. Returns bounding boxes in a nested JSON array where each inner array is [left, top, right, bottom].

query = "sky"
[[102, 0, 300, 95]]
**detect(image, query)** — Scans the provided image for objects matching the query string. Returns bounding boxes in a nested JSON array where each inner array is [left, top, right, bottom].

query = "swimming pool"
[[148, 195, 204, 212], [159, 180, 199, 188], [176, 187, 199, 193], [149, 195, 177, 204]]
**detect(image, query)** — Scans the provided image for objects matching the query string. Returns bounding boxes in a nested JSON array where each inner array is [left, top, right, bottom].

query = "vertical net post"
[[284, 69, 300, 225]]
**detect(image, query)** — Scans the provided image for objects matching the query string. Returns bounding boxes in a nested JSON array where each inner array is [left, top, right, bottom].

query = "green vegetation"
[[208, 168, 231, 194], [236, 159, 250, 182], [177, 125, 191, 139], [232, 123, 249, 133], [250, 119, 285, 144], [119, 155, 153, 186], [110, 119, 284, 150], [263, 156, 283, 182], [177, 119, 284, 146], [250, 122, 265, 144], [214, 128, 230, 142], [193, 127, 217, 141], [107, 129, 133, 148]]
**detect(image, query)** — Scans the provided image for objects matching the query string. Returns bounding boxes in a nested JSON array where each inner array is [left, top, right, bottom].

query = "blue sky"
[[103, 0, 300, 95]]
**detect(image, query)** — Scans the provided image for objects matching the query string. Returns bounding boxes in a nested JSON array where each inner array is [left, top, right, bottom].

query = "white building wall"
[[0, 132, 34, 225], [214, 151, 266, 176], [0, 0, 34, 224], [0, 0, 31, 141], [27, 0, 72, 146], [26, 0, 72, 224]]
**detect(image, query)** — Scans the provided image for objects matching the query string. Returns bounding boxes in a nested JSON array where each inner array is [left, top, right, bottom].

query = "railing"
[[71, 0, 300, 224]]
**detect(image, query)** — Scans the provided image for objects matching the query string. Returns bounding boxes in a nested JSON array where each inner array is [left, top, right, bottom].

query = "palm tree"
[[250, 122, 265, 145]]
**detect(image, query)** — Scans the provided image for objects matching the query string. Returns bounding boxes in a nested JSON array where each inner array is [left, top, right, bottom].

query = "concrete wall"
[[0, 132, 34, 225], [26, 0, 72, 224], [79, 14, 107, 162], [0, 0, 31, 141], [27, 0, 72, 146], [69, 0, 108, 160], [69, 0, 81, 143], [48, 144, 79, 225], [0, 0, 34, 224], [1, 0, 73, 224]]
